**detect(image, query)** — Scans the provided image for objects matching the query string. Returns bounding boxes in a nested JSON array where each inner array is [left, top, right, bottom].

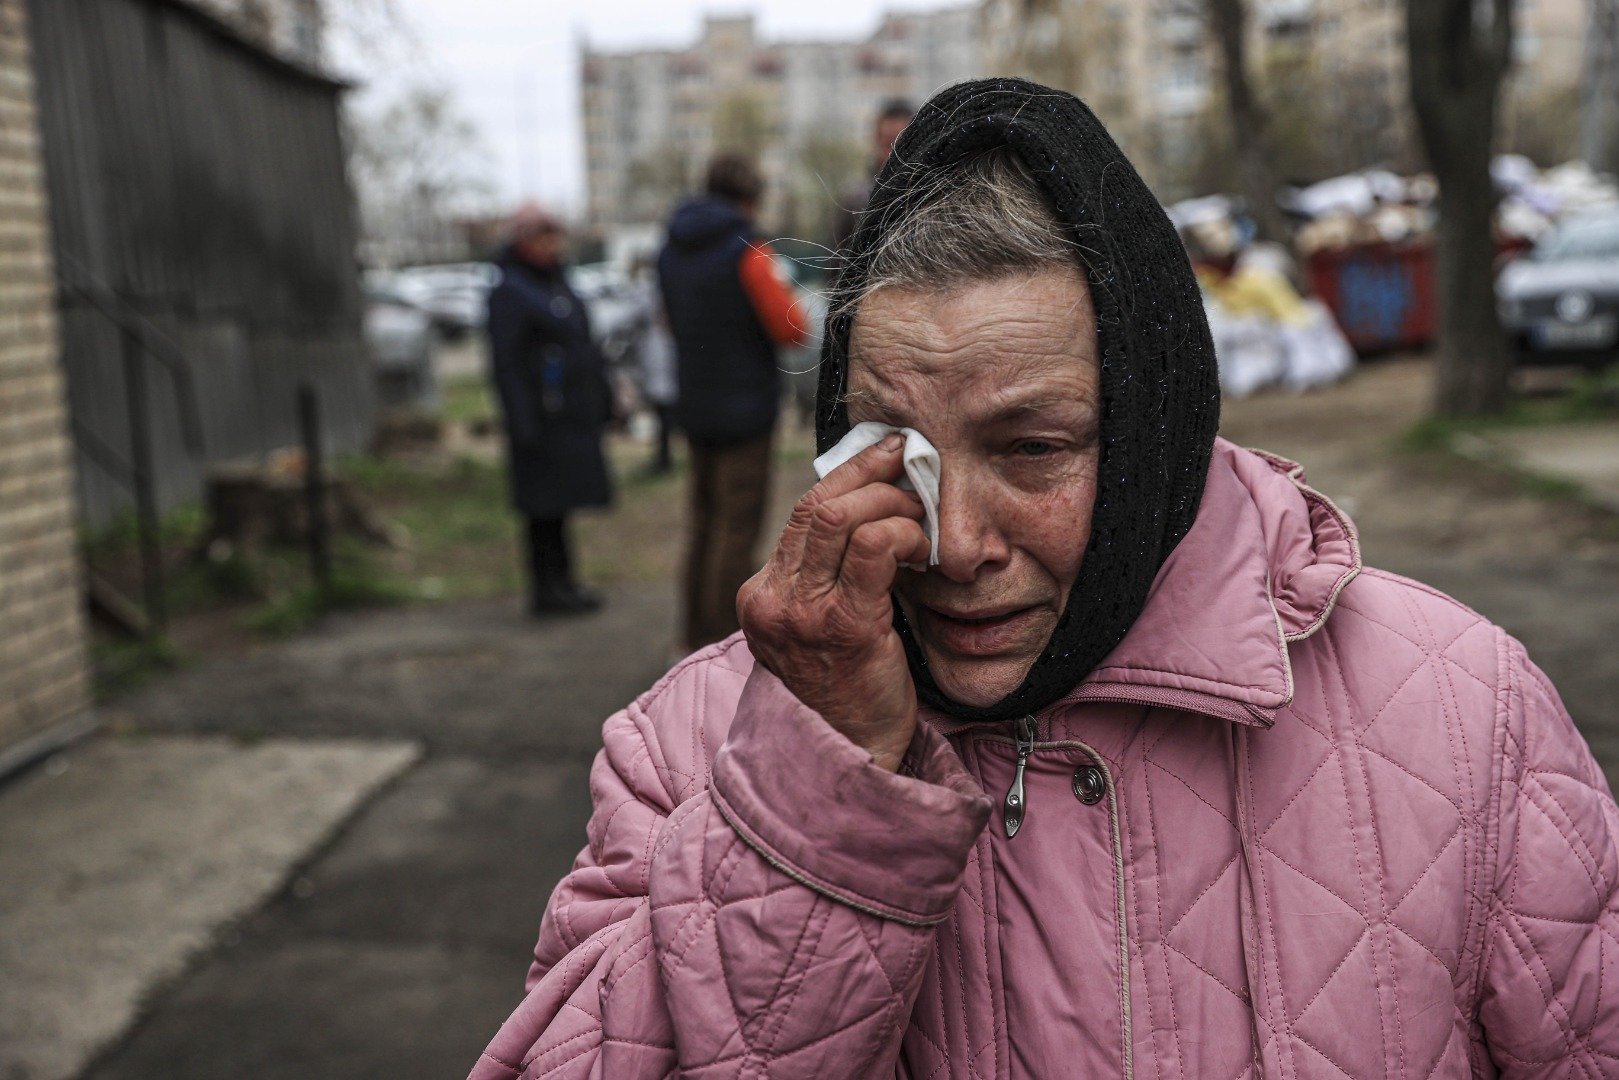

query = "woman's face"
[[846, 267, 1101, 707], [517, 224, 566, 268]]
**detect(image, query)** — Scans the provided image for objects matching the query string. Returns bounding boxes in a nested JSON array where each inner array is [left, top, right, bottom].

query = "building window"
[[1161, 54, 1207, 95]]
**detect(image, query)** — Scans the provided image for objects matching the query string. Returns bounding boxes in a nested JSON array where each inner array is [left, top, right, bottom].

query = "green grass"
[[85, 419, 821, 703], [81, 498, 287, 608], [1403, 367, 1619, 453], [1513, 470, 1587, 502], [441, 374, 498, 427], [82, 482, 427, 676], [343, 453, 522, 599], [243, 553, 418, 637], [1398, 421, 1595, 506], [1398, 368, 1619, 512], [91, 635, 186, 702], [338, 430, 805, 598], [80, 503, 208, 561]]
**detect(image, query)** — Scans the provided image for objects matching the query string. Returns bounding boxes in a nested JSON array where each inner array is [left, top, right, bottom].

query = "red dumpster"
[[1305, 238, 1435, 354]]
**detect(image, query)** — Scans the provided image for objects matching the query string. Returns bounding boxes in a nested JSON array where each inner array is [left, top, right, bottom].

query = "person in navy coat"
[[486, 204, 613, 615]]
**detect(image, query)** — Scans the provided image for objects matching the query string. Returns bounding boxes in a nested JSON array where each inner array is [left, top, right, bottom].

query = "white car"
[[393, 262, 498, 338], [1498, 211, 1619, 366], [568, 262, 640, 344], [364, 283, 436, 409]]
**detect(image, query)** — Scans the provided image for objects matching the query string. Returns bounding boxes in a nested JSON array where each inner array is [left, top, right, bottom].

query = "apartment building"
[[984, 0, 1594, 198], [579, 8, 983, 233]]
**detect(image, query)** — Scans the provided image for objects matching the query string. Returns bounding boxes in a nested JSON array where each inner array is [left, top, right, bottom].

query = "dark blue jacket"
[[657, 197, 779, 446], [486, 249, 612, 517]]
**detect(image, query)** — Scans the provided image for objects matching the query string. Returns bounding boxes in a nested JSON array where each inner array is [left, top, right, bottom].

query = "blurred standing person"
[[659, 154, 809, 651], [629, 256, 678, 476], [830, 98, 914, 256], [487, 203, 613, 617]]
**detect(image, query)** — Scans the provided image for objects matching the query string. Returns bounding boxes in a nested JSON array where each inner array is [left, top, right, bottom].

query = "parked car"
[[567, 261, 641, 346], [566, 261, 630, 302], [364, 282, 437, 409], [1498, 209, 1619, 366], [393, 262, 498, 339]]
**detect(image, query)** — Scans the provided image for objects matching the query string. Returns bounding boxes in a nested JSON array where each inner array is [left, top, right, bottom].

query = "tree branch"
[[1487, 0, 1516, 71]]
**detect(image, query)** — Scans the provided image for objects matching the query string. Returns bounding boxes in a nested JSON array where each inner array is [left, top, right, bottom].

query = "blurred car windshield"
[[568, 262, 629, 300], [1531, 216, 1619, 262], [365, 283, 415, 307]]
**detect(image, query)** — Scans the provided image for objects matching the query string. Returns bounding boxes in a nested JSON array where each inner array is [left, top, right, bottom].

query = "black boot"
[[527, 517, 601, 616], [553, 518, 603, 611]]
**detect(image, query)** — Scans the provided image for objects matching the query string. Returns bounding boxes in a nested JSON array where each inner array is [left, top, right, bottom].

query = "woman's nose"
[[932, 465, 1010, 583]]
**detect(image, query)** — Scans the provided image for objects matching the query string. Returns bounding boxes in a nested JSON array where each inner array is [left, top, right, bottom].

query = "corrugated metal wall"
[[27, 0, 374, 525]]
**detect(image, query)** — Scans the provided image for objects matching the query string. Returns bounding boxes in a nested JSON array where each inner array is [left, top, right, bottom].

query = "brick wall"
[[0, 0, 91, 750]]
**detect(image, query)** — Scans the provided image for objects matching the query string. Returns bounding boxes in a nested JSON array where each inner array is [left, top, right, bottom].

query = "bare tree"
[[323, 0, 414, 67], [712, 92, 772, 155], [1408, 0, 1515, 417], [983, 0, 1083, 94], [781, 133, 866, 243], [1202, 0, 1291, 242], [983, 0, 1128, 144], [625, 144, 697, 223], [349, 84, 493, 266]]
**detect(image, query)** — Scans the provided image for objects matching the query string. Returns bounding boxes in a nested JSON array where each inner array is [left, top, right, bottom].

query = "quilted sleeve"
[[470, 666, 992, 1080], [1479, 638, 1619, 1076]]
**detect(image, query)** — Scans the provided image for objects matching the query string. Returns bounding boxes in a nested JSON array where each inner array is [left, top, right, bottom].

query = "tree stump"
[[203, 451, 391, 557]]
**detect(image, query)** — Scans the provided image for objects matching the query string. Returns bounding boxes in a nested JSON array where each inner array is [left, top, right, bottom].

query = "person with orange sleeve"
[[658, 154, 811, 651]]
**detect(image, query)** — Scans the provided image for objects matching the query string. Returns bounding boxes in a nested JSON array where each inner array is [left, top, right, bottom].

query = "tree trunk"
[[1408, 0, 1516, 417], [1205, 0, 1290, 244]]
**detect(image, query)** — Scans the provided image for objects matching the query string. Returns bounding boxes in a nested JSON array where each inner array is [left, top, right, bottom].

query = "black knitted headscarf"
[[816, 77, 1221, 725]]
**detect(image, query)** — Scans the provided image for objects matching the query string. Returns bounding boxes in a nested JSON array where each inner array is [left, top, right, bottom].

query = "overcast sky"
[[344, 0, 954, 216]]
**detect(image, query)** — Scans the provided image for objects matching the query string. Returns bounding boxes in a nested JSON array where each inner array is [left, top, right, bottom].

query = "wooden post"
[[122, 326, 166, 636], [298, 384, 332, 598]]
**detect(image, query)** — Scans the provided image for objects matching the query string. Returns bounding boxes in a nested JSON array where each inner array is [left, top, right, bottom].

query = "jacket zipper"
[[1227, 723, 1271, 1076], [975, 727, 1133, 1079], [1068, 684, 1275, 726], [1001, 714, 1038, 838]]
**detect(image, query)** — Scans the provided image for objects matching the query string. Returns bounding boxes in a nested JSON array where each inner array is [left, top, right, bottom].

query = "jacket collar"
[[932, 440, 1361, 734]]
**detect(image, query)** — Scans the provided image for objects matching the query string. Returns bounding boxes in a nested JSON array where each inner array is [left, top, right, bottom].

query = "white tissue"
[[812, 422, 940, 567]]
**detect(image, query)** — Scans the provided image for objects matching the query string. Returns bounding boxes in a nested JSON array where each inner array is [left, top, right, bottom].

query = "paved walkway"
[[1475, 423, 1619, 513], [72, 588, 677, 1080], [0, 737, 417, 1080]]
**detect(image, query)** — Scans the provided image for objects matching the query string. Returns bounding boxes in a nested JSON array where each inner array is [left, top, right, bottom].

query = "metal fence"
[[28, 0, 375, 532]]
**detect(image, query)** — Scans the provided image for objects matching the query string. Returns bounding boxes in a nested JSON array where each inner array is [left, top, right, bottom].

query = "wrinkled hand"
[[738, 434, 931, 772]]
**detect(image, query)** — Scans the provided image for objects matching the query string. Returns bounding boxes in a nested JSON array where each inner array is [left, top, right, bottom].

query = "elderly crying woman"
[[472, 80, 1618, 1079]]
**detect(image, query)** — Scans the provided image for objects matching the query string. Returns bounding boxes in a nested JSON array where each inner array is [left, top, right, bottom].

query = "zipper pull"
[[1003, 715, 1037, 839]]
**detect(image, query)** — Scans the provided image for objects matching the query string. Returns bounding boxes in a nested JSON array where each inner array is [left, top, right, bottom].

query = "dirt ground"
[[1221, 357, 1619, 559]]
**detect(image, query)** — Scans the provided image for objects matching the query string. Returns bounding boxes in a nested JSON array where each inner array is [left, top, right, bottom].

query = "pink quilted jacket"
[[472, 440, 1619, 1079]]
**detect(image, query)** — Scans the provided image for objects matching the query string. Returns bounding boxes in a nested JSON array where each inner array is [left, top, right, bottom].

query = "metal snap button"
[[1072, 764, 1106, 805]]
